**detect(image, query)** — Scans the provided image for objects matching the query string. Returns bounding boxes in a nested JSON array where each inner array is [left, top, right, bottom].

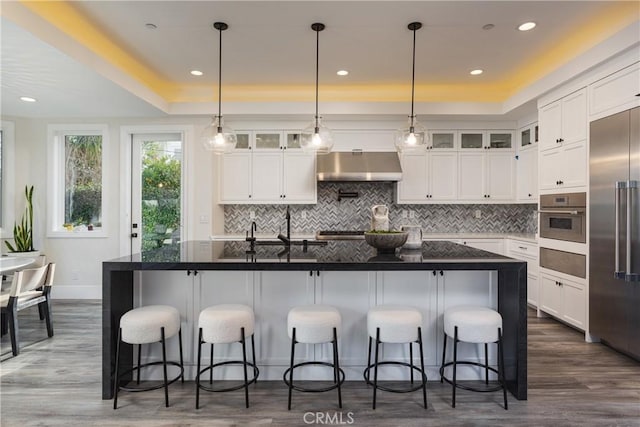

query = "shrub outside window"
[[48, 125, 108, 237]]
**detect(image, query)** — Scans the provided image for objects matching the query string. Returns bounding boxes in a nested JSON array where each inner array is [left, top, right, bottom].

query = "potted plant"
[[5, 185, 39, 257]]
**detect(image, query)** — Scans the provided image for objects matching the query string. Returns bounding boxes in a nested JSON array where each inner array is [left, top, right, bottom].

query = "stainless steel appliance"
[[589, 106, 639, 360], [540, 247, 586, 278], [316, 151, 402, 181], [539, 192, 587, 243]]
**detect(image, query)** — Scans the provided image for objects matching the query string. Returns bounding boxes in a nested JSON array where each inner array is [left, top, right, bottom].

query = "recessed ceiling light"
[[19, 96, 37, 102], [482, 24, 495, 31], [145, 23, 157, 30], [337, 70, 349, 76], [518, 22, 536, 31], [190, 70, 203, 76], [470, 69, 483, 76]]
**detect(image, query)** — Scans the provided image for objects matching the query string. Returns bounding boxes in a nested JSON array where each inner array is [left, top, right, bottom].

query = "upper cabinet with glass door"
[[518, 123, 538, 151], [427, 130, 457, 150], [254, 131, 282, 150], [460, 130, 514, 151]]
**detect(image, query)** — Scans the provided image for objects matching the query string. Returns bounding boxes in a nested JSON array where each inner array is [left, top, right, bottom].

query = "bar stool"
[[440, 305, 508, 409], [196, 304, 259, 409], [284, 305, 344, 410], [113, 305, 184, 409], [364, 305, 427, 410]]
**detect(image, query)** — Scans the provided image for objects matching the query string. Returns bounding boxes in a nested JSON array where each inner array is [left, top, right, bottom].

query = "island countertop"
[[104, 240, 522, 271]]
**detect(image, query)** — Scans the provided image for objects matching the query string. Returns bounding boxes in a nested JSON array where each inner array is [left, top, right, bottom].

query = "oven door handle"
[[537, 209, 584, 215]]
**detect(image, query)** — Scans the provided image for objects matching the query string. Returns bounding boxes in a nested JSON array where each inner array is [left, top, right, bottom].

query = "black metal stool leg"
[[179, 329, 184, 383], [367, 336, 372, 373], [137, 344, 142, 385], [373, 327, 380, 410], [196, 328, 202, 409], [452, 326, 458, 408], [499, 327, 508, 410], [113, 328, 122, 409], [441, 331, 447, 383], [333, 327, 342, 408], [287, 327, 296, 410], [418, 326, 427, 409], [410, 341, 414, 384], [251, 334, 258, 385], [484, 342, 489, 385], [161, 327, 169, 407], [210, 343, 214, 384], [241, 327, 249, 409]]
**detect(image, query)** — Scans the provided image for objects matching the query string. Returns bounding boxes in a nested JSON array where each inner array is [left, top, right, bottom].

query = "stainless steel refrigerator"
[[589, 106, 639, 360]]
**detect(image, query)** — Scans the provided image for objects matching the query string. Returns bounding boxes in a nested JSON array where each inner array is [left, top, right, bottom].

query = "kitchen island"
[[103, 240, 527, 400]]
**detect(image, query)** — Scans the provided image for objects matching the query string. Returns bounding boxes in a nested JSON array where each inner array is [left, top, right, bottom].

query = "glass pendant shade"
[[395, 117, 428, 152], [301, 117, 333, 155], [201, 116, 237, 154]]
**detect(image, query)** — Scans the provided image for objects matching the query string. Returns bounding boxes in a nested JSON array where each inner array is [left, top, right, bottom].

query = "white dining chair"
[[0, 262, 56, 356]]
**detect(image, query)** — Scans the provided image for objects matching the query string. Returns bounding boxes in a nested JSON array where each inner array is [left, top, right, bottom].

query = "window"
[[48, 124, 108, 237], [0, 121, 15, 238]]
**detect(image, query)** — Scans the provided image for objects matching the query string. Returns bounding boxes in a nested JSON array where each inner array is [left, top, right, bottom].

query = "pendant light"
[[202, 22, 237, 154], [396, 22, 428, 153], [301, 23, 333, 155]]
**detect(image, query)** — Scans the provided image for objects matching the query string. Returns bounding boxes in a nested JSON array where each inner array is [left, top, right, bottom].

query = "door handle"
[[615, 181, 625, 279], [131, 233, 138, 238], [626, 181, 639, 282]]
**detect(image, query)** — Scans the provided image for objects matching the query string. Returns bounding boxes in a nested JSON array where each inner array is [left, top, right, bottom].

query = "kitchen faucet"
[[278, 205, 291, 246], [246, 221, 258, 242]]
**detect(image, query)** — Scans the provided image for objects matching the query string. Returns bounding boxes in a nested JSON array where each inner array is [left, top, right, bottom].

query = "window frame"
[[0, 120, 16, 239], [47, 124, 109, 238]]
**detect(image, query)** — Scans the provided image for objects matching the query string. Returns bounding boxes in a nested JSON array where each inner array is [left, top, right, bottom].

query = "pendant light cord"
[[410, 25, 416, 128], [315, 25, 320, 130], [218, 25, 223, 127]]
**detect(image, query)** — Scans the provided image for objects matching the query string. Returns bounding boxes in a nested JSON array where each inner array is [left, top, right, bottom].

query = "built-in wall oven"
[[539, 192, 587, 243]]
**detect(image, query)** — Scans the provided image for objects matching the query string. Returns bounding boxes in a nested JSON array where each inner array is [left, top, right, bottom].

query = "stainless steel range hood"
[[316, 151, 402, 181]]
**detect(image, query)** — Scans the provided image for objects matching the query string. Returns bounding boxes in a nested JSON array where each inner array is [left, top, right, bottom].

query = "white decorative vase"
[[6, 250, 40, 258]]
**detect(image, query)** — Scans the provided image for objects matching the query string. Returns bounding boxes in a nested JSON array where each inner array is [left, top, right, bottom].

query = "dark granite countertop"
[[104, 240, 523, 272]]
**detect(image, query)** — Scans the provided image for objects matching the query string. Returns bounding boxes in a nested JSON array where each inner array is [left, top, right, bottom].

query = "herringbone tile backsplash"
[[224, 182, 537, 234]]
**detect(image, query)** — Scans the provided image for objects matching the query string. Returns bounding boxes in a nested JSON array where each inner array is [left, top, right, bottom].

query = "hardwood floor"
[[1, 301, 639, 426]]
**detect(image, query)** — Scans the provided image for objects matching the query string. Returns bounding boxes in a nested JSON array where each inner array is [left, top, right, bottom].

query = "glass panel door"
[[131, 133, 183, 254]]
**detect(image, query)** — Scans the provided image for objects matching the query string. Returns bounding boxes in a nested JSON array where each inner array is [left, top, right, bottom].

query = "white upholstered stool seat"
[[120, 305, 181, 344], [367, 305, 422, 343], [287, 305, 341, 344], [114, 305, 184, 409], [196, 304, 258, 409], [444, 305, 502, 343], [199, 304, 255, 344], [285, 305, 344, 410], [364, 305, 427, 410], [440, 305, 507, 410]]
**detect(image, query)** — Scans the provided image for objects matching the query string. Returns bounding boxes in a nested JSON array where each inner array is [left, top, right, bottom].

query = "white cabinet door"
[[589, 62, 640, 117], [516, 149, 537, 201], [527, 274, 538, 308], [283, 152, 316, 202], [458, 152, 485, 200], [398, 152, 428, 202], [315, 271, 373, 366], [539, 100, 562, 152], [539, 147, 563, 190], [220, 152, 251, 203], [561, 142, 587, 189], [540, 274, 562, 317], [486, 152, 514, 200], [251, 152, 283, 201], [561, 89, 587, 146], [561, 279, 586, 329], [430, 152, 458, 200]]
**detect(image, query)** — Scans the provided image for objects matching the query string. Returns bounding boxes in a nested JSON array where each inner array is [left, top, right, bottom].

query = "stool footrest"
[[283, 361, 345, 393], [439, 361, 504, 393], [364, 361, 427, 393], [117, 361, 184, 392], [196, 360, 259, 393]]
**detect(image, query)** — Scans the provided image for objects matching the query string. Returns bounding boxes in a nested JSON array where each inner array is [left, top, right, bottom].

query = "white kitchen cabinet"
[[219, 131, 316, 204], [460, 130, 514, 151], [539, 88, 587, 152], [458, 152, 514, 201], [507, 239, 539, 307], [516, 148, 537, 201], [539, 270, 586, 330], [589, 62, 640, 119], [539, 141, 587, 191], [518, 122, 538, 150], [397, 151, 457, 203]]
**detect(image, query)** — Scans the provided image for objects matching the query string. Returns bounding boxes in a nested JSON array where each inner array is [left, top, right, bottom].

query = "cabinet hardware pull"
[[309, 271, 313, 277], [518, 246, 527, 250], [440, 270, 444, 276], [131, 233, 138, 238], [432, 271, 436, 276]]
